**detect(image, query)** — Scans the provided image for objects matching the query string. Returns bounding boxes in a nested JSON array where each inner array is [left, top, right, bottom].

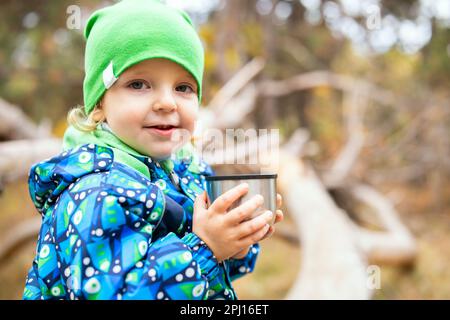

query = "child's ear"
[[91, 107, 105, 122]]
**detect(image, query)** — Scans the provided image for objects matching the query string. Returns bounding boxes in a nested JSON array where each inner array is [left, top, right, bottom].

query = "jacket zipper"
[[168, 170, 182, 192]]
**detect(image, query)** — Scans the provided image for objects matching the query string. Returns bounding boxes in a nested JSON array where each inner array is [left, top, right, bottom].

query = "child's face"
[[100, 58, 199, 159]]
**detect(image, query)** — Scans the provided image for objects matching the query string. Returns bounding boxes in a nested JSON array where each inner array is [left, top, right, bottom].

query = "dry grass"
[[0, 178, 37, 300], [0, 241, 35, 299], [373, 211, 450, 299], [233, 236, 301, 300]]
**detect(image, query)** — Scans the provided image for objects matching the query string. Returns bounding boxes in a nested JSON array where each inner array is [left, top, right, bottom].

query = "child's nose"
[[152, 87, 177, 113]]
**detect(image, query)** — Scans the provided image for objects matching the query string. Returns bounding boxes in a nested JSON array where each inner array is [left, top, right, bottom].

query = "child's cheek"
[[121, 107, 144, 126], [181, 104, 198, 133]]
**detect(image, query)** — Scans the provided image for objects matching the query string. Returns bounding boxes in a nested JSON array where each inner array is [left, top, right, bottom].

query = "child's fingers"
[[209, 183, 249, 213], [261, 225, 275, 240], [274, 209, 284, 225], [235, 210, 273, 239], [277, 193, 282, 209], [194, 191, 207, 213], [238, 222, 271, 247], [226, 194, 264, 225]]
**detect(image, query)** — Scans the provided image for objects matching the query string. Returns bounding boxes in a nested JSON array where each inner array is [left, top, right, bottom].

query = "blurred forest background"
[[0, 0, 449, 299]]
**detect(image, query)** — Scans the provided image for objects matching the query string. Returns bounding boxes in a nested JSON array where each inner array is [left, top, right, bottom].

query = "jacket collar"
[[62, 124, 202, 180]]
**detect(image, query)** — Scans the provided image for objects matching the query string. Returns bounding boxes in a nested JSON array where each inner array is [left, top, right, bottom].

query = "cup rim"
[[205, 173, 277, 181]]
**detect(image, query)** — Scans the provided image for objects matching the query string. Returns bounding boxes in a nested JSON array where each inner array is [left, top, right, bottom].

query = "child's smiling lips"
[[144, 124, 179, 137]]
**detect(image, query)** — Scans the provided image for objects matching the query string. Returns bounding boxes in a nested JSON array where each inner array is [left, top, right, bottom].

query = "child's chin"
[[145, 146, 176, 160]]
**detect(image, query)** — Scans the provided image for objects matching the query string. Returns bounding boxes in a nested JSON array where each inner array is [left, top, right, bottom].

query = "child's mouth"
[[145, 125, 178, 137]]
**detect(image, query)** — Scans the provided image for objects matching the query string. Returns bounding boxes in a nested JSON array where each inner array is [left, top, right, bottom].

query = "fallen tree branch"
[[208, 57, 265, 112], [325, 83, 369, 187], [0, 138, 62, 182], [275, 149, 372, 299], [257, 71, 395, 106], [213, 83, 259, 129], [0, 97, 51, 140], [349, 183, 417, 266]]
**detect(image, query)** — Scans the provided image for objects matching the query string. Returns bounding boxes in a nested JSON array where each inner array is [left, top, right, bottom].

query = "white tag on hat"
[[103, 61, 118, 89]]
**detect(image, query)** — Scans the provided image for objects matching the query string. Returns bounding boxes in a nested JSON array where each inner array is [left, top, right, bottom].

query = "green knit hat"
[[83, 0, 204, 114]]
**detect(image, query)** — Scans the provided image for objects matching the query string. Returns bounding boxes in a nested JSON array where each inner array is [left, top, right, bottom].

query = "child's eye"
[[176, 84, 195, 94], [128, 80, 150, 90]]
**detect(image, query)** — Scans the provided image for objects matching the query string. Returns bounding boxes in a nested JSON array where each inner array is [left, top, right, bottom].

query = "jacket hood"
[[28, 143, 114, 216]]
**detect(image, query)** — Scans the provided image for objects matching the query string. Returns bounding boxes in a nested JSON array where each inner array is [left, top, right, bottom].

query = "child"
[[23, 0, 283, 300]]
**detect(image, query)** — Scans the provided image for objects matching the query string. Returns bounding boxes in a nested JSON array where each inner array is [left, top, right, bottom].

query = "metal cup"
[[205, 173, 278, 226]]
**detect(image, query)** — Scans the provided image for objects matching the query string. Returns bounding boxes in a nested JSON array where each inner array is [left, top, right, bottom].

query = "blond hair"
[[67, 104, 105, 132]]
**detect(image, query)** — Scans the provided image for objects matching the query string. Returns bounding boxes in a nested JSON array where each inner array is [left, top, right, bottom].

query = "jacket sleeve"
[[55, 181, 221, 300], [226, 243, 260, 282]]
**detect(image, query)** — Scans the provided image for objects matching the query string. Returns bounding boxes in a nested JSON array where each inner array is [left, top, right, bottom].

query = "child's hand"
[[192, 183, 273, 262], [260, 193, 284, 241], [230, 193, 284, 260]]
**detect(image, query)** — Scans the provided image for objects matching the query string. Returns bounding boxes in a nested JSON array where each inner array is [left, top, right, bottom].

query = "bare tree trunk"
[[258, 1, 277, 129], [214, 0, 242, 83]]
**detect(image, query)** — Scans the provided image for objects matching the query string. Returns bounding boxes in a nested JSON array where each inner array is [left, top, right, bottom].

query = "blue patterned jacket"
[[23, 142, 259, 300]]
